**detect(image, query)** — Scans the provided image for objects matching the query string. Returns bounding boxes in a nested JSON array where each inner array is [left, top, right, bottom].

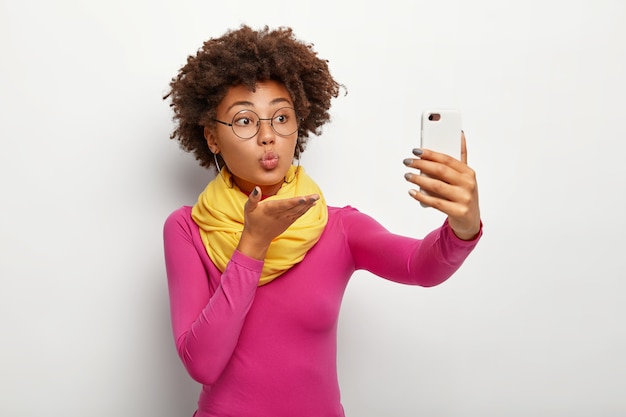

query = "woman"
[[163, 25, 482, 417]]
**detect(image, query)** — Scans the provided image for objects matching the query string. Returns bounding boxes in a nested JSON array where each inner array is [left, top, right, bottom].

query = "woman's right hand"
[[236, 186, 320, 260]]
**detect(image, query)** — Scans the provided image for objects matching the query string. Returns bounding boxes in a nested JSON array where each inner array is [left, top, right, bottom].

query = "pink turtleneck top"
[[164, 205, 481, 417]]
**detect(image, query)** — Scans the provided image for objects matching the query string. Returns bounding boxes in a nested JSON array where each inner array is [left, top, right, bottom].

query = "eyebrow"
[[225, 97, 292, 113]]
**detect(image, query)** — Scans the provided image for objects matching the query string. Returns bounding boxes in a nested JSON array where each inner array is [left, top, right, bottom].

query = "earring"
[[213, 153, 232, 188], [213, 152, 222, 173], [284, 146, 301, 184]]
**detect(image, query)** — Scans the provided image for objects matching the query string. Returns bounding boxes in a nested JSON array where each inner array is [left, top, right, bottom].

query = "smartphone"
[[420, 109, 462, 159], [419, 109, 462, 206]]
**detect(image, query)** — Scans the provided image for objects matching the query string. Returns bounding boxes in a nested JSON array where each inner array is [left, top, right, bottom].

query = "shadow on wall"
[[147, 139, 214, 414], [158, 141, 216, 207], [153, 278, 201, 416]]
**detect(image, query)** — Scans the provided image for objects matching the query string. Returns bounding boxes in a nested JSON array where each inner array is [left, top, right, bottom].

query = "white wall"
[[1, 0, 625, 415]]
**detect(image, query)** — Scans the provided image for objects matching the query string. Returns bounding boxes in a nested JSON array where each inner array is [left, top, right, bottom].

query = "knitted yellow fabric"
[[191, 166, 328, 286]]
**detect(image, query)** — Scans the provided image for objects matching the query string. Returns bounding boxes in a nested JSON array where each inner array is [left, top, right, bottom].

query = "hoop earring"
[[284, 147, 301, 184], [213, 153, 233, 188]]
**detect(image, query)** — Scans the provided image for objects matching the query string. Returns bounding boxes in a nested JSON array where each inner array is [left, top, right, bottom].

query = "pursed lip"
[[260, 152, 279, 170]]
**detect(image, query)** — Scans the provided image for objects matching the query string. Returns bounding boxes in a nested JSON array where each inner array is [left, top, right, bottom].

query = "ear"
[[204, 126, 220, 154]]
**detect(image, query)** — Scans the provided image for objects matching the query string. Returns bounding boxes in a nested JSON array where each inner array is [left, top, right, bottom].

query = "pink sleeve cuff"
[[442, 218, 484, 245], [230, 249, 265, 273]]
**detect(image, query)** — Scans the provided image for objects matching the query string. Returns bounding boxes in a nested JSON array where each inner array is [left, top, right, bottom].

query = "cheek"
[[217, 146, 239, 167], [283, 136, 299, 152], [211, 131, 235, 156], [218, 141, 253, 168]]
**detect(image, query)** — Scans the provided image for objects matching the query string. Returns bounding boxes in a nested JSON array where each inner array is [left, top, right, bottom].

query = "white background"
[[1, 0, 625, 416]]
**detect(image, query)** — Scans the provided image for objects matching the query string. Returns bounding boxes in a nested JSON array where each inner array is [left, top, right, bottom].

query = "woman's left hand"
[[403, 132, 481, 240]]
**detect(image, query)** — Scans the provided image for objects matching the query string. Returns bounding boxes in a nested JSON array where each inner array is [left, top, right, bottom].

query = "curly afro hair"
[[163, 25, 342, 169]]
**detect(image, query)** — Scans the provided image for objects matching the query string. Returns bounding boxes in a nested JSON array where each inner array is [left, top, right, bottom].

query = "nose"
[[256, 119, 275, 145]]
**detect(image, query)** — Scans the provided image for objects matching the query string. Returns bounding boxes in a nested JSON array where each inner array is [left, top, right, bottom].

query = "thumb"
[[461, 131, 468, 165], [245, 186, 261, 211]]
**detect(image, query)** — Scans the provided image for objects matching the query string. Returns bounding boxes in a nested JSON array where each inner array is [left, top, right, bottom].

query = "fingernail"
[[403, 158, 412, 166], [404, 172, 412, 181], [252, 187, 259, 196], [412, 148, 423, 156]]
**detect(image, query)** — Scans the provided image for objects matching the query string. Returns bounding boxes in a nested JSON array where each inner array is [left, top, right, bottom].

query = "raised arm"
[[344, 207, 481, 287]]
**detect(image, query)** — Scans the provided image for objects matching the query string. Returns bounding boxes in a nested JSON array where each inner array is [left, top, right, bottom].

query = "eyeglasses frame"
[[212, 106, 300, 139]]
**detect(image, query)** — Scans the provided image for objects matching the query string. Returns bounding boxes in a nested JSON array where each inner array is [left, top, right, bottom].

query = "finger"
[[408, 150, 463, 179], [291, 195, 320, 214], [265, 194, 320, 207], [408, 147, 471, 178], [288, 195, 321, 221], [407, 159, 460, 187], [258, 194, 319, 218], [408, 187, 452, 211], [295, 193, 320, 205], [246, 186, 261, 211], [291, 203, 318, 220], [408, 186, 465, 217], [415, 147, 459, 164], [406, 172, 455, 201], [461, 131, 468, 165]]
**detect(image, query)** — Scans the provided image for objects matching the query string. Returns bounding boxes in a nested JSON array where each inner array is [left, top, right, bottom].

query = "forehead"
[[217, 80, 293, 114]]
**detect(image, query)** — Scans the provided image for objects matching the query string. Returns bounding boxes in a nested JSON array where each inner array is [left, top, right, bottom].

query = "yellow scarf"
[[191, 166, 328, 286]]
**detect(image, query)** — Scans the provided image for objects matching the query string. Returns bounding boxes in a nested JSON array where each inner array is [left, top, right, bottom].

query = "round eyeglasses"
[[212, 107, 299, 139]]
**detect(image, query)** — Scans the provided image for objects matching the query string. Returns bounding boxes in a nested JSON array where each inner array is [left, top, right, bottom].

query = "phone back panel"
[[420, 109, 462, 159]]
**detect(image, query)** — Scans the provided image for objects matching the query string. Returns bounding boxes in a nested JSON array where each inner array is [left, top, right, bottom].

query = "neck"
[[233, 178, 283, 198]]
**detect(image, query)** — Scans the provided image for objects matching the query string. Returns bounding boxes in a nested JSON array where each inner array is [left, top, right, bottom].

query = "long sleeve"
[[163, 208, 262, 385], [161, 205, 481, 417], [342, 207, 482, 287]]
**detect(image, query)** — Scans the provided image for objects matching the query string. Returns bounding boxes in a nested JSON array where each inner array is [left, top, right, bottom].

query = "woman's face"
[[205, 80, 298, 197]]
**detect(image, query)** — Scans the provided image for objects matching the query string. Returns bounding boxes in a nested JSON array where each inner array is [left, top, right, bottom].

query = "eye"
[[233, 112, 257, 127], [234, 117, 250, 126], [273, 112, 290, 124]]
